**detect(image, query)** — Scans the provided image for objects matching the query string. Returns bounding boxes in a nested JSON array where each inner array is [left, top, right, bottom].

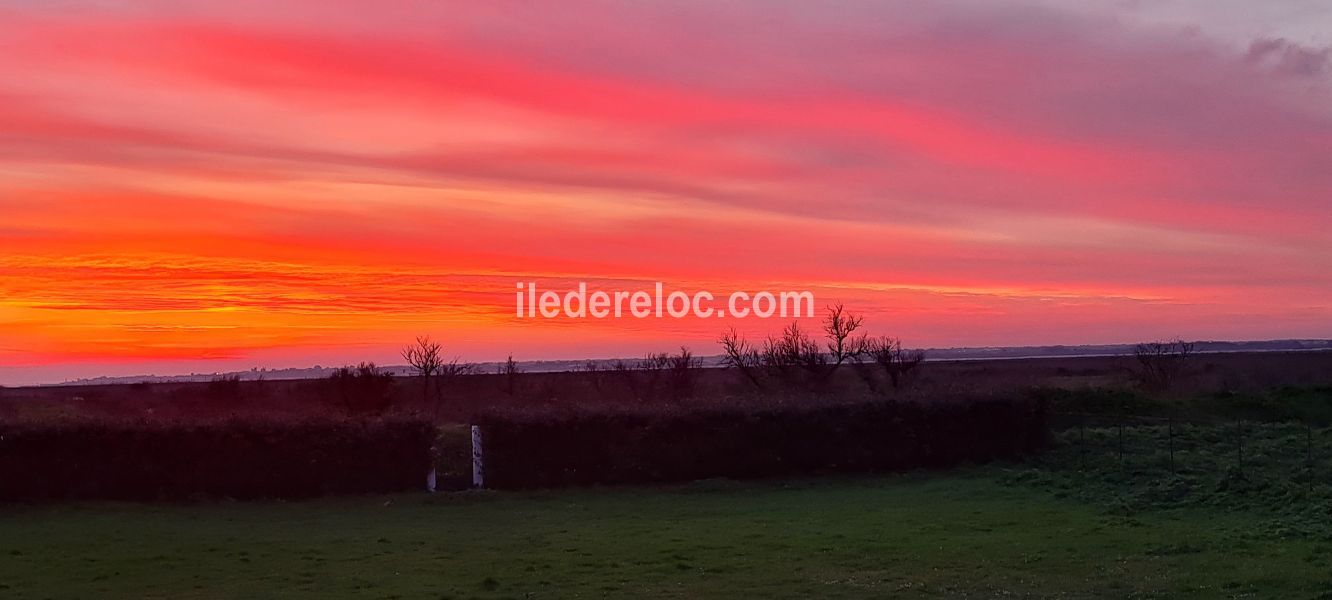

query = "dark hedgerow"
[[477, 397, 1048, 489], [0, 418, 434, 501]]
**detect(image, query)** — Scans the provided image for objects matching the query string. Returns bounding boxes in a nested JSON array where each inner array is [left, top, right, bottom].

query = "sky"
[[1, 0, 1330, 385]]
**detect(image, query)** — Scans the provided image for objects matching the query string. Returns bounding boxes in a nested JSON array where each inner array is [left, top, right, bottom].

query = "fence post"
[[426, 438, 439, 492], [1079, 416, 1086, 472], [1167, 414, 1175, 475], [1236, 419, 1244, 476], [1117, 395, 1126, 468], [1117, 416, 1125, 467], [1308, 422, 1315, 491], [471, 425, 485, 489]]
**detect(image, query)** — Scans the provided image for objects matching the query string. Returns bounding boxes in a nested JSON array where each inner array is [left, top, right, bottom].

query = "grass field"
[[7, 381, 1332, 599], [5, 458, 1332, 599]]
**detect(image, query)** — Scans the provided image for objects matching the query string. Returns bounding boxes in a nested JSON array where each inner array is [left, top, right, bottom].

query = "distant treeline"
[[48, 339, 1331, 387]]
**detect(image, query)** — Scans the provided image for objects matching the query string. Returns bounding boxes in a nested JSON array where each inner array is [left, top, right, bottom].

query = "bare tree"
[[603, 353, 678, 401], [497, 353, 522, 396], [822, 302, 866, 377], [667, 346, 702, 399], [761, 321, 825, 386], [1132, 339, 1195, 393], [638, 352, 672, 400], [850, 356, 881, 392], [719, 303, 867, 390], [401, 335, 444, 405], [402, 336, 474, 418], [862, 336, 925, 390], [719, 327, 764, 388], [768, 303, 866, 386]]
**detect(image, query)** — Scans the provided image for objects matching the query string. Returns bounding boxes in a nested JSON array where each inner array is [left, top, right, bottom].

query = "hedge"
[[476, 398, 1048, 489], [0, 418, 434, 501]]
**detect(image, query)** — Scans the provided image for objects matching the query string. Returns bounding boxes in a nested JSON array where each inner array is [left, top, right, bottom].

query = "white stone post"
[[471, 425, 484, 489]]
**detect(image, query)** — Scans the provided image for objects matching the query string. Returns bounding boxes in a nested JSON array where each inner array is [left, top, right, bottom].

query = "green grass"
[[1036, 384, 1332, 424], [1019, 422, 1332, 527], [5, 461, 1332, 599]]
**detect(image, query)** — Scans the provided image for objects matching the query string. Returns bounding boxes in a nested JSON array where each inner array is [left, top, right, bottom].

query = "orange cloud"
[[1, 1, 1330, 384]]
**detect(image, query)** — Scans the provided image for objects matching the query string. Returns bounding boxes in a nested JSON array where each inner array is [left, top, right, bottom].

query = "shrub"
[[667, 347, 702, 399], [861, 336, 925, 390], [607, 351, 701, 402], [1132, 339, 1195, 393], [497, 354, 522, 396], [327, 362, 396, 415], [476, 398, 1048, 489], [0, 418, 434, 501]]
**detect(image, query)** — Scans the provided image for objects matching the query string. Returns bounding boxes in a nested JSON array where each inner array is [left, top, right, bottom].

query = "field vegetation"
[[3, 304, 1332, 598], [2, 319, 1332, 596], [2, 347, 1329, 425], [5, 441, 1332, 598]]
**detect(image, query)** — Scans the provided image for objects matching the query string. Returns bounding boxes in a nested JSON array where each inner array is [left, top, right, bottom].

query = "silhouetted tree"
[[667, 346, 702, 399], [821, 302, 866, 380], [402, 336, 474, 419], [719, 303, 869, 390], [760, 321, 823, 387], [1132, 339, 1195, 393], [497, 354, 522, 396], [638, 352, 672, 400], [719, 327, 764, 388], [861, 336, 925, 390], [402, 336, 443, 405]]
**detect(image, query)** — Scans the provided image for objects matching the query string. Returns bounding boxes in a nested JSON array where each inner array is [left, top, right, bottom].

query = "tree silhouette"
[[861, 336, 925, 390], [1131, 338, 1194, 393], [401, 335, 443, 406]]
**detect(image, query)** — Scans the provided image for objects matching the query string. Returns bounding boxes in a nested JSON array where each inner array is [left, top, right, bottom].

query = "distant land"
[[45, 339, 1332, 387]]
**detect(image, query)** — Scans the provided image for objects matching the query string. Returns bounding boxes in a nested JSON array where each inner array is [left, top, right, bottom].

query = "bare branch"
[[718, 327, 764, 388], [863, 336, 925, 390], [1131, 338, 1194, 393], [823, 302, 866, 369], [401, 335, 471, 420]]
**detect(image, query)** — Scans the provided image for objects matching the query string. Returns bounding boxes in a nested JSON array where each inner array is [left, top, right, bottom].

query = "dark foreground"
[[3, 465, 1328, 599]]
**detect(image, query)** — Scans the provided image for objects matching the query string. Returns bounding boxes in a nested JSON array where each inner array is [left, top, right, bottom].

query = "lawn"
[[4, 462, 1331, 599]]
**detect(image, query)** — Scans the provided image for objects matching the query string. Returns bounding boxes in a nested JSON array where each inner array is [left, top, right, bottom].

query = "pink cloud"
[[0, 0, 1329, 382]]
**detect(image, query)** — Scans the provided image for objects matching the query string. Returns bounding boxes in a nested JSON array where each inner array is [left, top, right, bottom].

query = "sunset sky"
[[2, 0, 1330, 385]]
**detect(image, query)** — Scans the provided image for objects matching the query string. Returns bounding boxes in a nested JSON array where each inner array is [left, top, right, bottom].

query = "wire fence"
[[1049, 411, 1328, 487]]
